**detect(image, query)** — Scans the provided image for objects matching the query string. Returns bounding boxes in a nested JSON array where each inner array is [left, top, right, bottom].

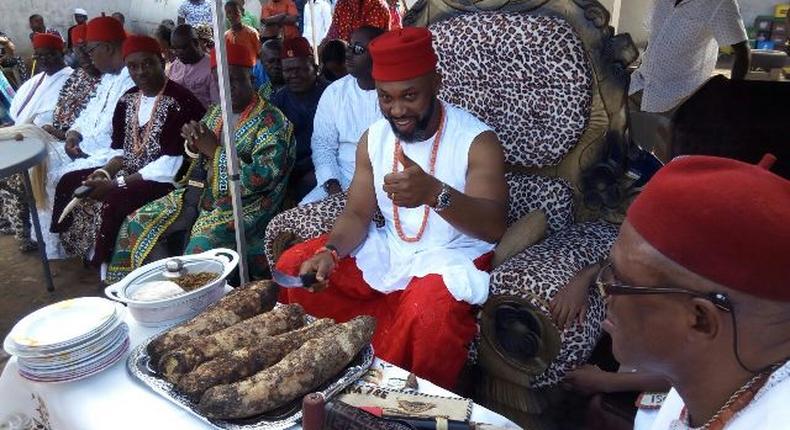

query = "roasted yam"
[[147, 281, 278, 366], [159, 304, 306, 383], [176, 319, 335, 400], [199, 316, 376, 419]]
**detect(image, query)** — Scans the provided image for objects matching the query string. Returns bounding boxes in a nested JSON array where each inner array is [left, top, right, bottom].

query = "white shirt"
[[352, 102, 494, 305], [9, 67, 73, 126], [637, 361, 790, 430], [629, 0, 747, 113], [302, 0, 333, 47], [68, 67, 135, 162], [132, 94, 184, 185], [302, 74, 382, 204]]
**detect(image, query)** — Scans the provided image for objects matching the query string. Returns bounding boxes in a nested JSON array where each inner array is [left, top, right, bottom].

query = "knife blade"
[[271, 270, 318, 289]]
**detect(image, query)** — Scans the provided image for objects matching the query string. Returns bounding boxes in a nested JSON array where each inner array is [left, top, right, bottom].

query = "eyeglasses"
[[347, 42, 366, 56], [32, 52, 61, 60], [85, 43, 104, 56], [595, 260, 732, 312]]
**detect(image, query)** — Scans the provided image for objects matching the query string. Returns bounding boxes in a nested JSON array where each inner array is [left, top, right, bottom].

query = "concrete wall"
[[2, 0, 783, 55]]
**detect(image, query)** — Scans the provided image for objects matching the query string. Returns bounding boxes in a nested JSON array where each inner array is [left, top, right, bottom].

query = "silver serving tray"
[[127, 333, 374, 430]]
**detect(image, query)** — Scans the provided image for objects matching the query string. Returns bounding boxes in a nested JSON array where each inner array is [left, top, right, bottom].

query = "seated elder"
[[107, 43, 294, 282], [604, 155, 790, 429], [50, 35, 206, 267]]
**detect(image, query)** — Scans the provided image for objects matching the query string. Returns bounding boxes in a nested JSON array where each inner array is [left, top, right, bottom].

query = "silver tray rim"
[[127, 332, 375, 430]]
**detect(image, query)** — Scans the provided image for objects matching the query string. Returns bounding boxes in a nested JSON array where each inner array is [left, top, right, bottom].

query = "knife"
[[271, 270, 318, 289]]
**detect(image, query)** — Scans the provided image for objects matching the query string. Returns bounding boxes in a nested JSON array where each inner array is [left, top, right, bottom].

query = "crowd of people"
[[1, 0, 789, 429]]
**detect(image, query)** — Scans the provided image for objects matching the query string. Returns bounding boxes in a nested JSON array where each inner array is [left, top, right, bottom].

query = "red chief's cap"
[[32, 33, 64, 51], [280, 37, 312, 59], [369, 27, 437, 82], [71, 24, 88, 45], [86, 16, 126, 43], [626, 154, 790, 301], [122, 35, 161, 59]]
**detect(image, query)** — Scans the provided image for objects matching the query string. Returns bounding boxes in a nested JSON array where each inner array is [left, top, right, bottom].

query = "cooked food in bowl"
[[129, 280, 186, 302], [172, 272, 219, 292]]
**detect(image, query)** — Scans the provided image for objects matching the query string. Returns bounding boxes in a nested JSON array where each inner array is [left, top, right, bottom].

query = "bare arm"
[[565, 365, 671, 396], [730, 41, 750, 80], [434, 131, 508, 243], [298, 132, 377, 284]]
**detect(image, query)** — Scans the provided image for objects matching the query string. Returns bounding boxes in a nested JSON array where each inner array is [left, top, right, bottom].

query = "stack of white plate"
[[3, 297, 129, 383]]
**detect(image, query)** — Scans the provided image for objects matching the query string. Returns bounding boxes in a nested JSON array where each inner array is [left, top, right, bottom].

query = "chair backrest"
[[405, 0, 638, 221], [432, 12, 592, 168]]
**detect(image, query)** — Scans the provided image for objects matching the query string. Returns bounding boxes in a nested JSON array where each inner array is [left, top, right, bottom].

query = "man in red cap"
[[42, 24, 102, 141], [50, 35, 206, 271], [0, 33, 73, 253], [271, 36, 328, 201], [31, 16, 135, 260], [601, 155, 790, 430], [9, 34, 72, 127], [106, 42, 295, 282], [274, 27, 508, 389]]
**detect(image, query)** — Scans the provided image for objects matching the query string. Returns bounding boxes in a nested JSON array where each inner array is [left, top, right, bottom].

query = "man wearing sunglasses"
[[301, 26, 384, 204], [602, 155, 790, 430]]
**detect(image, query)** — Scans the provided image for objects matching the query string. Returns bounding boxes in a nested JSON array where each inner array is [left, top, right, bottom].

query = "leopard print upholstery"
[[506, 173, 573, 234], [431, 13, 592, 168], [487, 220, 619, 387], [264, 192, 385, 266]]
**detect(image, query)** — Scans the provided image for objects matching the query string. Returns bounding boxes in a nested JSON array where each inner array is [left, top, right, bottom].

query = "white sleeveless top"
[[352, 102, 495, 305]]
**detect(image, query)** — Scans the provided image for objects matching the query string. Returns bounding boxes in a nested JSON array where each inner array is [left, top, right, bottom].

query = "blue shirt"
[[270, 79, 329, 179]]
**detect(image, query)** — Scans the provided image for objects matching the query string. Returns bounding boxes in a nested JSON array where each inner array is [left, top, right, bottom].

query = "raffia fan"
[[0, 124, 56, 208]]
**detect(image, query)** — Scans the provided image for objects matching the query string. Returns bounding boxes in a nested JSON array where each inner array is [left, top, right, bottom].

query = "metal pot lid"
[[122, 257, 224, 295]]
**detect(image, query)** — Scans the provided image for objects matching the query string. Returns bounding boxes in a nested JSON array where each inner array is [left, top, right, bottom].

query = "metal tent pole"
[[211, 0, 250, 284]]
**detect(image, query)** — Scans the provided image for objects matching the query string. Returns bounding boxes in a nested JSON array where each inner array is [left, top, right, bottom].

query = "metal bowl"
[[105, 249, 239, 327]]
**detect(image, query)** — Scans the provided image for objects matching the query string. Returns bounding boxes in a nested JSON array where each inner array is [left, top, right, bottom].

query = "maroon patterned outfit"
[[51, 80, 206, 264]]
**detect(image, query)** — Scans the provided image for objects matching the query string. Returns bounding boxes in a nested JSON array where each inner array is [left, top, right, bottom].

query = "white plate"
[[19, 339, 130, 383], [19, 325, 129, 372], [4, 298, 120, 353], [12, 315, 126, 360]]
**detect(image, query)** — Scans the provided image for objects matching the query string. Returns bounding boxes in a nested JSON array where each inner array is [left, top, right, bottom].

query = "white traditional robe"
[[301, 74, 381, 204], [636, 360, 790, 430], [35, 67, 134, 259], [9, 67, 73, 126]]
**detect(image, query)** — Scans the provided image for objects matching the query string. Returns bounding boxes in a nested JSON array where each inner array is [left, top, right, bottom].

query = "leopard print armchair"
[[264, 0, 637, 426]]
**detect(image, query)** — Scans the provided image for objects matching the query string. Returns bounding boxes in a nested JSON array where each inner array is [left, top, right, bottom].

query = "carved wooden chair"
[[264, 0, 637, 426]]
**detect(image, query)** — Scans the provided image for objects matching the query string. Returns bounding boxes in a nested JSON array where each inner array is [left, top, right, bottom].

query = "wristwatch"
[[115, 175, 127, 189], [431, 182, 452, 212]]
